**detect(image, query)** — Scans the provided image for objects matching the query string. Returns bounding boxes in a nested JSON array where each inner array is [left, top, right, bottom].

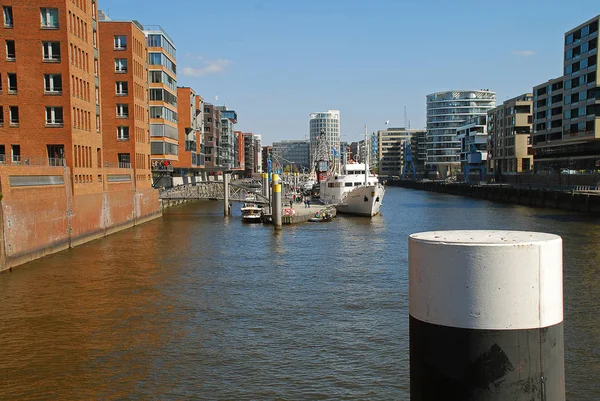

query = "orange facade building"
[[0, 0, 102, 194], [173, 87, 204, 170], [98, 19, 151, 188]]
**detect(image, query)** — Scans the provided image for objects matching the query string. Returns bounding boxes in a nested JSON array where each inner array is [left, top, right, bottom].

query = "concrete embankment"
[[389, 180, 600, 215]]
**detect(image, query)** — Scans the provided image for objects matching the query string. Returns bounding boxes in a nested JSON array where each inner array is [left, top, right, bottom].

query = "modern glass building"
[[426, 90, 496, 177], [145, 26, 178, 163], [272, 140, 310, 171], [309, 110, 340, 167]]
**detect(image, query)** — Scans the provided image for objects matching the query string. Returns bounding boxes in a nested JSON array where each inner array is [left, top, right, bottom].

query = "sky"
[[98, 0, 599, 145]]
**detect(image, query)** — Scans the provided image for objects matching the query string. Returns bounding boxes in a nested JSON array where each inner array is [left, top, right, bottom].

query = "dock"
[[261, 204, 337, 225]]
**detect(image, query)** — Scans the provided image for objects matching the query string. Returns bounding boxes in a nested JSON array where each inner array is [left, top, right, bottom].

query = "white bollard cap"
[[409, 230, 563, 330]]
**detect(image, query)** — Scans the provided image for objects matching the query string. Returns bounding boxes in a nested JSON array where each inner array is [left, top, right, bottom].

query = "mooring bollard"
[[272, 173, 282, 230], [223, 173, 230, 216], [408, 230, 564, 401], [262, 172, 268, 199]]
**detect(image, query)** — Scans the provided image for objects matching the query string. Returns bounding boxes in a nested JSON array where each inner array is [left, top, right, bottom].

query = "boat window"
[[345, 182, 353, 187], [328, 183, 334, 188], [354, 182, 361, 186]]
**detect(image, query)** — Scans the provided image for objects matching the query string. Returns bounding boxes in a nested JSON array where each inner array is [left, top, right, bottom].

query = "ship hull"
[[335, 184, 385, 216]]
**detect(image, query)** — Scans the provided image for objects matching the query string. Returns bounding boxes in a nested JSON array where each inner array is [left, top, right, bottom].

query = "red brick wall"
[[0, 165, 161, 270]]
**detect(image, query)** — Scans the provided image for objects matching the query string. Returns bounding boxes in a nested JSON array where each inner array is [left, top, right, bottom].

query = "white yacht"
[[241, 203, 263, 223], [319, 163, 385, 216]]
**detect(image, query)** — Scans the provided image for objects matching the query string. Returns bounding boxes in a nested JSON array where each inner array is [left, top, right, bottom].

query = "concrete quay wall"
[[0, 166, 161, 271], [390, 180, 600, 215]]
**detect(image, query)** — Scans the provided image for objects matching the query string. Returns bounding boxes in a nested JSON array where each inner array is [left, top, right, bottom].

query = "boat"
[[319, 163, 385, 216], [308, 210, 333, 222], [316, 125, 385, 217], [241, 203, 262, 223]]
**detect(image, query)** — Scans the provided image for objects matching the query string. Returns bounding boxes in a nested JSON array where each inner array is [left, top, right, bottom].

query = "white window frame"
[[40, 8, 59, 29], [115, 58, 127, 73], [114, 35, 126, 50], [7, 73, 17, 93], [3, 6, 13, 28], [44, 74, 62, 93], [9, 106, 18, 125], [45, 106, 63, 126], [115, 81, 128, 95], [116, 104, 129, 118], [42, 41, 60, 61], [117, 126, 130, 140], [6, 40, 15, 60]]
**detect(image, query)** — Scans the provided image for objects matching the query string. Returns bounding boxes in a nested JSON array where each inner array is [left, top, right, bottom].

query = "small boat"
[[241, 203, 262, 223], [308, 210, 333, 222]]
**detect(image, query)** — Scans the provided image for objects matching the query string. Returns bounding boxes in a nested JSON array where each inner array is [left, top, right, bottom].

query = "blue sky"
[[98, 0, 599, 145]]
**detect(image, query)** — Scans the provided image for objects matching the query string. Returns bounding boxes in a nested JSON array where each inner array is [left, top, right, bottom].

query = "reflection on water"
[[0, 188, 598, 399]]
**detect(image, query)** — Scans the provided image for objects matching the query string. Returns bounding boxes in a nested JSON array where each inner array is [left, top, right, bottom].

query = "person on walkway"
[[306, 197, 310, 208], [289, 199, 294, 209]]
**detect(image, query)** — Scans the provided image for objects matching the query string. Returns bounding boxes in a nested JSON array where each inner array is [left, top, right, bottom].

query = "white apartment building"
[[426, 90, 496, 177], [309, 110, 340, 167]]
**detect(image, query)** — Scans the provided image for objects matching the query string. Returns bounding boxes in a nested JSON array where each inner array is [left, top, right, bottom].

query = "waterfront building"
[[426, 90, 496, 177], [456, 116, 489, 178], [488, 94, 534, 174], [253, 134, 262, 174], [377, 128, 412, 177], [202, 103, 221, 168], [242, 133, 255, 176], [272, 140, 310, 172], [234, 131, 244, 170], [532, 16, 599, 173], [411, 130, 427, 175], [0, 0, 103, 191], [309, 110, 340, 167], [262, 145, 272, 173], [98, 17, 151, 187], [215, 106, 237, 169], [173, 87, 203, 171]]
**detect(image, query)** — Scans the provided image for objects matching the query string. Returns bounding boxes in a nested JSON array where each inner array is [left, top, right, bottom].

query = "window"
[[118, 153, 130, 164], [42, 41, 60, 61], [45, 106, 63, 126], [116, 104, 128, 117], [0, 106, 3, 126], [117, 126, 130, 140], [115, 81, 128, 95], [3, 6, 13, 27], [40, 8, 59, 28], [9, 106, 18, 125], [11, 144, 20, 163], [7, 73, 17, 93], [6, 40, 15, 60], [115, 58, 127, 72], [114, 35, 126, 49], [44, 74, 62, 93]]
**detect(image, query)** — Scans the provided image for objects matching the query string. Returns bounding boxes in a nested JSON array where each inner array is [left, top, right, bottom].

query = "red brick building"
[[98, 19, 151, 188], [0, 0, 103, 194]]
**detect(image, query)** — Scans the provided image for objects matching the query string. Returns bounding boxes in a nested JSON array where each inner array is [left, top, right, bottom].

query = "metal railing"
[[104, 162, 132, 169], [0, 155, 65, 167]]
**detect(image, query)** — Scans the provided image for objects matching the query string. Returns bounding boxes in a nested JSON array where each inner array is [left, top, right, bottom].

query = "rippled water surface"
[[1, 187, 598, 399]]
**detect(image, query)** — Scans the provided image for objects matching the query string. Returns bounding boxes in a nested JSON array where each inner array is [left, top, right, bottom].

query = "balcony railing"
[[0, 155, 65, 167], [104, 162, 132, 169]]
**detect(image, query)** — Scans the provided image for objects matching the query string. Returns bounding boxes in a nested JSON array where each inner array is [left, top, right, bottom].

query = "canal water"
[[0, 187, 598, 400]]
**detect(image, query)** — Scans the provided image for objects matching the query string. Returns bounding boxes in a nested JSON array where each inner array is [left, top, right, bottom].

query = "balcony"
[[104, 162, 132, 169], [0, 155, 65, 167]]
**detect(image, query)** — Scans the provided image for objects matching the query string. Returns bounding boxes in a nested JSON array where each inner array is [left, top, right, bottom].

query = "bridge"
[[159, 179, 270, 205]]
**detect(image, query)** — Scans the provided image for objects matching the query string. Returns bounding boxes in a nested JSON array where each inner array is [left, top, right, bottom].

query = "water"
[[1, 187, 598, 399]]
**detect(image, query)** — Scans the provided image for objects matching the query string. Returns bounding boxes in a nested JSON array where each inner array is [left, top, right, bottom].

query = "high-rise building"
[[411, 130, 427, 175], [242, 133, 255, 176], [488, 94, 534, 174], [272, 140, 310, 172], [234, 130, 244, 170], [174, 87, 203, 170], [98, 16, 151, 187], [202, 104, 221, 168], [456, 115, 489, 176], [309, 110, 340, 167], [262, 145, 272, 173], [253, 134, 262, 173], [0, 1, 102, 192], [144, 25, 178, 164], [377, 128, 425, 177], [532, 16, 599, 172], [215, 106, 237, 168], [426, 90, 496, 177]]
